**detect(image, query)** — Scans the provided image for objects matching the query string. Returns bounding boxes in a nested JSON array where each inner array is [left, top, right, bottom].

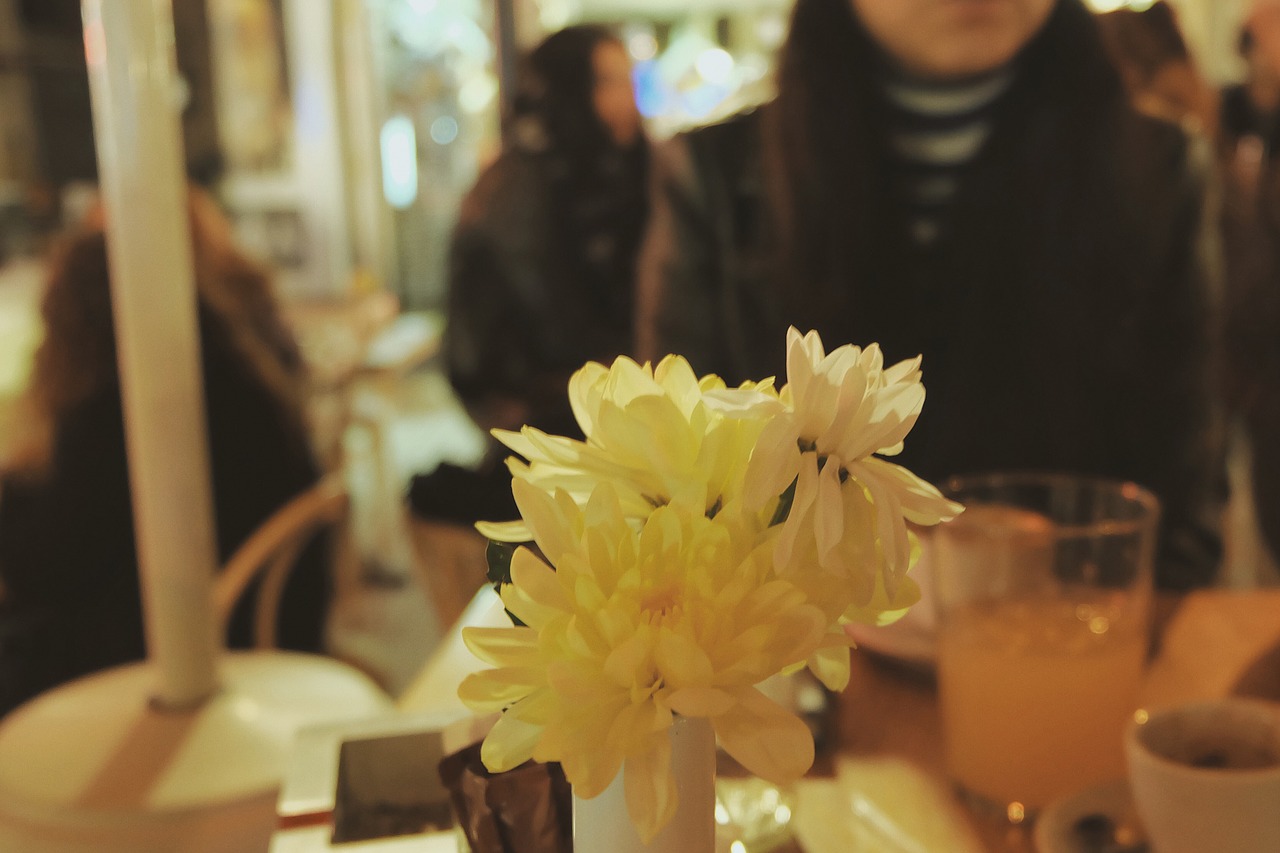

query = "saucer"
[[1033, 779, 1148, 853]]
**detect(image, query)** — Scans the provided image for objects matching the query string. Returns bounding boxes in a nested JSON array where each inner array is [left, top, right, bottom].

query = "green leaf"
[[769, 477, 798, 527], [485, 540, 526, 627], [486, 539, 517, 587]]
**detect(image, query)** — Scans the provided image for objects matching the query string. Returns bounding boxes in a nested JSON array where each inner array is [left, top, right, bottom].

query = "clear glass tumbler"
[[933, 472, 1159, 821]]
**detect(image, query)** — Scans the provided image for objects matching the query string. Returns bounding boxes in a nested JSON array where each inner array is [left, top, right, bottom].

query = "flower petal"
[[845, 572, 921, 626], [462, 626, 541, 668], [457, 666, 545, 712], [813, 456, 845, 562], [509, 546, 573, 612], [624, 731, 677, 844], [806, 632, 853, 691], [654, 627, 714, 688], [861, 457, 964, 524], [475, 519, 531, 542], [713, 687, 815, 784], [666, 686, 737, 717], [773, 456, 819, 570], [500, 549, 570, 627], [479, 702, 544, 772]]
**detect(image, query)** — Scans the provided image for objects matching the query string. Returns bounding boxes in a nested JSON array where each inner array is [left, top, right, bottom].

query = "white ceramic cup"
[[1125, 698, 1280, 853]]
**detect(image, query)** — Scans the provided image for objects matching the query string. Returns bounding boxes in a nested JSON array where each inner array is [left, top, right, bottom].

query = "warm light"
[[1007, 802, 1026, 824], [715, 801, 731, 825], [1134, 708, 1150, 725], [83, 18, 106, 70], [739, 55, 770, 83], [539, 0, 571, 31], [1085, 0, 1155, 11], [755, 14, 787, 50], [380, 115, 418, 209], [459, 74, 497, 114], [775, 803, 792, 823], [730, 842, 747, 853], [1116, 825, 1142, 846], [628, 31, 659, 62], [695, 48, 735, 86], [430, 115, 459, 145]]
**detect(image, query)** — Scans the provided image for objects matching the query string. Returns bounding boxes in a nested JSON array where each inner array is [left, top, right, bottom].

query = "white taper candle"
[[81, 0, 221, 708]]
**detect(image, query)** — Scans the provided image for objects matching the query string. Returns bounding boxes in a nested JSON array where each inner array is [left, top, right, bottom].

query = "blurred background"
[[0, 0, 1267, 694], [0, 0, 1252, 311]]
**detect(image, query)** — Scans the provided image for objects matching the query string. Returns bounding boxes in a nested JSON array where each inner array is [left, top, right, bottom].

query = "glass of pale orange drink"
[[933, 473, 1159, 823]]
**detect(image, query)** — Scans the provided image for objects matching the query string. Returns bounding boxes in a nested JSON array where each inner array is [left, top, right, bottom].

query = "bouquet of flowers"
[[458, 328, 961, 841]]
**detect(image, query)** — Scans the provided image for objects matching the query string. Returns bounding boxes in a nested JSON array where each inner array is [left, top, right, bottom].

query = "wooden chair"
[[214, 474, 349, 649], [408, 517, 491, 631]]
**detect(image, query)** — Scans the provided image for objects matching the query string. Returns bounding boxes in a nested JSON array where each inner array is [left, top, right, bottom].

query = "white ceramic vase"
[[572, 717, 716, 853]]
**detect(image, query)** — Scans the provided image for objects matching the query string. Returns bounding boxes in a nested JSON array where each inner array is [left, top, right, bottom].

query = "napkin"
[[438, 744, 571, 853], [399, 587, 507, 717], [791, 757, 984, 853], [1142, 590, 1280, 709]]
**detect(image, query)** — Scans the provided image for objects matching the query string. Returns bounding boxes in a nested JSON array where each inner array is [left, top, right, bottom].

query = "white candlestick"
[[82, 0, 220, 708]]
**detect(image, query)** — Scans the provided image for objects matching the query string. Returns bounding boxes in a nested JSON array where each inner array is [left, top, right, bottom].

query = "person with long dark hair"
[[1221, 138, 1280, 585], [1097, 1, 1216, 133], [638, 0, 1222, 589], [1221, 16, 1280, 170], [0, 190, 330, 715], [445, 25, 648, 440]]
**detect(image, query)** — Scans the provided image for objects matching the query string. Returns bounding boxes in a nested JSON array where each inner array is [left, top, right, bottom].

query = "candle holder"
[[0, 652, 391, 852]]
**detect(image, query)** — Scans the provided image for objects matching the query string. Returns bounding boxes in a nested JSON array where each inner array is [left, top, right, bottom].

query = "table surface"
[[830, 649, 1033, 851], [823, 591, 1280, 852], [401, 524, 1280, 853]]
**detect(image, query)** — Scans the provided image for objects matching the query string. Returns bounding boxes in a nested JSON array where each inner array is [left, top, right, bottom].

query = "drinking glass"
[[933, 472, 1159, 820]]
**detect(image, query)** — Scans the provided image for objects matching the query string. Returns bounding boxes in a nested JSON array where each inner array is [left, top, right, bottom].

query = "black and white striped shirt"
[[881, 69, 1014, 246]]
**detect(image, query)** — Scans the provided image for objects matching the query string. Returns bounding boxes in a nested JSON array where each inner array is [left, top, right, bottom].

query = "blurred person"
[[638, 0, 1222, 589], [445, 24, 648, 440], [1097, 2, 1216, 134], [0, 189, 330, 715], [1221, 13, 1280, 173], [1221, 6, 1280, 584], [420, 26, 648, 527], [1221, 155, 1280, 584]]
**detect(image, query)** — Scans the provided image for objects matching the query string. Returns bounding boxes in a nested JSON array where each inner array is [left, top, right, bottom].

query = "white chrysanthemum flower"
[[745, 328, 962, 640]]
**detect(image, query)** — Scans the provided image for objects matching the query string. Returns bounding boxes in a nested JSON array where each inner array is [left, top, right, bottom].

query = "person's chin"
[[920, 40, 1020, 79], [940, 0, 1013, 19]]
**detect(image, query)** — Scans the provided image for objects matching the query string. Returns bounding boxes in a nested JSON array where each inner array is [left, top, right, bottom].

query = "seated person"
[[1221, 18, 1280, 167], [0, 189, 329, 715], [444, 25, 649, 440], [418, 26, 649, 528], [1222, 160, 1280, 584], [638, 0, 1223, 590], [1097, 2, 1216, 134]]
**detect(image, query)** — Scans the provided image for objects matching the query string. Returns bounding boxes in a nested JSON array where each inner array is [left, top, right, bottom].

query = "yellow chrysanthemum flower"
[[476, 355, 781, 543], [459, 479, 827, 842], [460, 328, 963, 840]]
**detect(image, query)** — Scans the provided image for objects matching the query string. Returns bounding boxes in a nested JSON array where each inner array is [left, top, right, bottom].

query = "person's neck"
[[871, 42, 1016, 91], [875, 58, 1016, 248]]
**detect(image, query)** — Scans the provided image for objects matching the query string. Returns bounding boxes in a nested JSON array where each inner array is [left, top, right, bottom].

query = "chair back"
[[214, 474, 348, 649], [410, 518, 490, 630]]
